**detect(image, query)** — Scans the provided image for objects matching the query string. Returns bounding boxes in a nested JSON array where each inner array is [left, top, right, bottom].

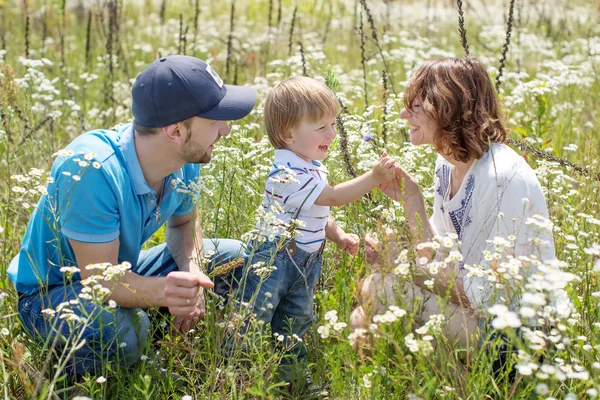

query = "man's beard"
[[180, 144, 211, 164], [180, 127, 214, 164]]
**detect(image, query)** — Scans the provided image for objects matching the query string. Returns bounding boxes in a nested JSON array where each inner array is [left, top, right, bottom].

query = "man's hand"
[[172, 289, 205, 334], [337, 233, 360, 256], [372, 152, 401, 185], [164, 270, 213, 317]]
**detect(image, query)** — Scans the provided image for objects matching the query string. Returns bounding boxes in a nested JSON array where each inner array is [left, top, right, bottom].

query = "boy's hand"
[[338, 233, 360, 256], [372, 151, 400, 184]]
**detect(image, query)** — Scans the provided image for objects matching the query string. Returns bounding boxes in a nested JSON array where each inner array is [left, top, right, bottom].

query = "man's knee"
[[205, 238, 247, 261], [88, 307, 151, 364], [115, 309, 151, 364], [62, 306, 151, 375]]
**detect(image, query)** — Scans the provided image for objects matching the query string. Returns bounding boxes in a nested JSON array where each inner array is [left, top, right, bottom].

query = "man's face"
[[178, 117, 231, 164]]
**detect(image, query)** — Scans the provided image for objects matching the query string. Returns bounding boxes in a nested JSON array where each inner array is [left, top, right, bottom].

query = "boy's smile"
[[284, 114, 337, 161]]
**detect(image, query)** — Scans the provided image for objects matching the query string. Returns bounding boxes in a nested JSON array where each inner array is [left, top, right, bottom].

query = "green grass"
[[1, 0, 600, 398]]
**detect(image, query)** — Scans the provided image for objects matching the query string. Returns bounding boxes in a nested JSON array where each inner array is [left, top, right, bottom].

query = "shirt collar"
[[273, 149, 325, 170], [119, 123, 153, 195]]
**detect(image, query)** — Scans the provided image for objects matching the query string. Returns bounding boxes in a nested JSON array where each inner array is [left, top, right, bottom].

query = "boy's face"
[[284, 114, 337, 161]]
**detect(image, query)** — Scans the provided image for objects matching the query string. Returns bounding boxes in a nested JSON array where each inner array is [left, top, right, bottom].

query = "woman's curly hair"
[[404, 57, 507, 162]]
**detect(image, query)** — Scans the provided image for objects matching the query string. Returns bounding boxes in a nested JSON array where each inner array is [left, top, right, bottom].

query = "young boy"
[[237, 76, 398, 380]]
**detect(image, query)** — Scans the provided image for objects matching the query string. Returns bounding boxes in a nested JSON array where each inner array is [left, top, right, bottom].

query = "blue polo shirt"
[[8, 123, 200, 295]]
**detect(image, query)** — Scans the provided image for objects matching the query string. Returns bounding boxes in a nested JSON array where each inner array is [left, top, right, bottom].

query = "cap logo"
[[206, 64, 224, 88]]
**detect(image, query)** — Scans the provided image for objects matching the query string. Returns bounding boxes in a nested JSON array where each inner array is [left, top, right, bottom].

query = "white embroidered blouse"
[[430, 143, 556, 311]]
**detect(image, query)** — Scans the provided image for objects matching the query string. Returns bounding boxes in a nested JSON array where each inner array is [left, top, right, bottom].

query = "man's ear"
[[162, 123, 183, 143]]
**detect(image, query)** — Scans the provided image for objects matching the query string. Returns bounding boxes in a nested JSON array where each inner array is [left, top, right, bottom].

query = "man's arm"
[[166, 211, 214, 333], [68, 238, 169, 308], [166, 210, 205, 273], [68, 238, 210, 315]]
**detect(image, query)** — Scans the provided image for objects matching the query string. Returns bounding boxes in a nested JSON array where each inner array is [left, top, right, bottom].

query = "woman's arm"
[[403, 194, 471, 306], [373, 168, 471, 307], [376, 167, 435, 248]]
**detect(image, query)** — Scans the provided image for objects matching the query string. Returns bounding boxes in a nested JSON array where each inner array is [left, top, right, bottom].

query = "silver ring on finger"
[[186, 298, 190, 305]]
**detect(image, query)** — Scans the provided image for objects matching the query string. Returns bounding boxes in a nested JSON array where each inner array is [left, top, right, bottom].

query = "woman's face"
[[400, 101, 439, 146]]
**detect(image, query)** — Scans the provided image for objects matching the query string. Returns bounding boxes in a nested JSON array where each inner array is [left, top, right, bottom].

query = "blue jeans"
[[230, 241, 323, 379], [18, 238, 245, 377]]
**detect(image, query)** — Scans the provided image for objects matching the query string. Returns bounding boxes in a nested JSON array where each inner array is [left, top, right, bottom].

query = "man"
[[8, 55, 256, 376]]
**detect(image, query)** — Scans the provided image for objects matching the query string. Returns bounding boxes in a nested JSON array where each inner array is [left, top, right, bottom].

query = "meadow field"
[[1, 0, 599, 398]]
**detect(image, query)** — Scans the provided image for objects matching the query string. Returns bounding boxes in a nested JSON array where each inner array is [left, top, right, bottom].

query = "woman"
[[350, 57, 555, 348]]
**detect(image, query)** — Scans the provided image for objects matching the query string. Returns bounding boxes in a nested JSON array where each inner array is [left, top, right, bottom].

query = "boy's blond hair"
[[264, 76, 339, 149]]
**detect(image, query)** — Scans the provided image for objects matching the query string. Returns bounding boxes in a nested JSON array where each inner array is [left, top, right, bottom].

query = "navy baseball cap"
[[131, 55, 257, 127]]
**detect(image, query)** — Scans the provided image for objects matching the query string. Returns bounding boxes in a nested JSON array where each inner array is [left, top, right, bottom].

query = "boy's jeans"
[[17, 238, 245, 377], [230, 240, 323, 381]]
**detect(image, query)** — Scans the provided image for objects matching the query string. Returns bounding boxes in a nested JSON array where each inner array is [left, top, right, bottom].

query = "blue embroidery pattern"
[[449, 174, 475, 240], [436, 164, 451, 197]]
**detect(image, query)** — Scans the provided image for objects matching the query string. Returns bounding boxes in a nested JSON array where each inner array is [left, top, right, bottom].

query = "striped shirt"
[[260, 149, 329, 253]]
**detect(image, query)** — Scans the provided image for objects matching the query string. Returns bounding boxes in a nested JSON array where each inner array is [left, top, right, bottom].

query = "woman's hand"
[[377, 166, 420, 201], [364, 232, 381, 265], [364, 229, 397, 266], [372, 152, 401, 185]]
